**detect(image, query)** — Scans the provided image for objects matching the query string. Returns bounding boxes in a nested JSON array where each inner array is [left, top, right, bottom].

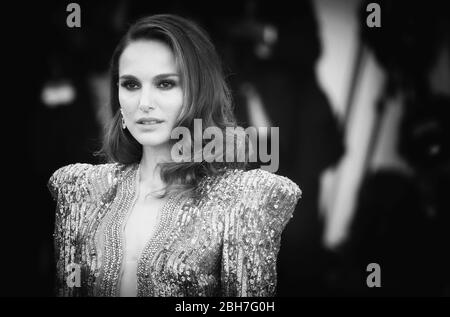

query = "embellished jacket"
[[48, 163, 301, 297]]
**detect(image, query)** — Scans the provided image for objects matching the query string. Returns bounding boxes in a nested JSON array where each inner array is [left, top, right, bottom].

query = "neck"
[[139, 144, 171, 188]]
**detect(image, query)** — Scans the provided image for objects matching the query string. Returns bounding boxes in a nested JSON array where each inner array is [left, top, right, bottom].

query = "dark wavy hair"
[[98, 14, 248, 197]]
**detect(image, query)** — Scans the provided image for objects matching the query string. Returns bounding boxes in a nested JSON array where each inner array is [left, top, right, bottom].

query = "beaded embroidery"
[[49, 163, 301, 296]]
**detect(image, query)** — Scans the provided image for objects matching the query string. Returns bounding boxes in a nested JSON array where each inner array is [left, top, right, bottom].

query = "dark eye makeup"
[[119, 78, 178, 91], [157, 79, 177, 89], [120, 80, 140, 90]]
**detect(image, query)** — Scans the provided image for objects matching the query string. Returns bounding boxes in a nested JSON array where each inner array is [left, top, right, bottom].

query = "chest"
[[88, 184, 228, 296], [123, 195, 168, 262]]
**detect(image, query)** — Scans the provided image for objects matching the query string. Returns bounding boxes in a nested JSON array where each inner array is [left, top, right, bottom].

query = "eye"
[[120, 80, 140, 91], [157, 80, 176, 90]]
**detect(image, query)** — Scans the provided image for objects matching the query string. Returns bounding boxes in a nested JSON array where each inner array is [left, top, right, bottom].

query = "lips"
[[136, 117, 164, 125]]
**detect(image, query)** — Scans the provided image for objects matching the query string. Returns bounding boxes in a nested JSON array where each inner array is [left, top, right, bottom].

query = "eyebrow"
[[119, 73, 180, 81]]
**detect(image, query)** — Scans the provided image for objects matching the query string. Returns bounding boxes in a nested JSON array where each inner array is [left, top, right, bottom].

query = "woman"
[[48, 14, 301, 297]]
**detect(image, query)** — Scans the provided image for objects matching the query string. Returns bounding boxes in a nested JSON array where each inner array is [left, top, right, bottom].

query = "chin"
[[134, 132, 171, 148]]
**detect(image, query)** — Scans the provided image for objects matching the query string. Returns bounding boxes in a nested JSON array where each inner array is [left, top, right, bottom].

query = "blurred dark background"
[[3, 0, 449, 296]]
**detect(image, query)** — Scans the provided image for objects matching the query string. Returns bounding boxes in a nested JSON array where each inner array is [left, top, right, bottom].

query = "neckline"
[[117, 163, 183, 296]]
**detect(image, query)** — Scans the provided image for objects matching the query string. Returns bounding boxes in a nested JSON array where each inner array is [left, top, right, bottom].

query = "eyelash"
[[120, 80, 177, 91], [120, 80, 139, 90]]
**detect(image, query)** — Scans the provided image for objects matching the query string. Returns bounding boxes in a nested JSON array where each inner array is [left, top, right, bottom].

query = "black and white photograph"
[[2, 0, 449, 300]]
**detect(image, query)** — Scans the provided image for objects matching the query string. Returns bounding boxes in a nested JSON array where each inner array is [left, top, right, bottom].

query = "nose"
[[139, 104, 155, 112], [138, 84, 156, 112]]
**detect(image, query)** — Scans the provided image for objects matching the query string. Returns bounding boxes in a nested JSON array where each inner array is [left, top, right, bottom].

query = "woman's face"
[[118, 39, 183, 149]]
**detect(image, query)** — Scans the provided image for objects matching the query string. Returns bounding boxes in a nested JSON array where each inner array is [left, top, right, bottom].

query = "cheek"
[[159, 90, 184, 122], [118, 91, 139, 114]]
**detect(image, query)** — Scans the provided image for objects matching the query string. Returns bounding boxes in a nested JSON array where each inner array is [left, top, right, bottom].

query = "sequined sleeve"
[[220, 169, 302, 296], [48, 163, 118, 296]]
